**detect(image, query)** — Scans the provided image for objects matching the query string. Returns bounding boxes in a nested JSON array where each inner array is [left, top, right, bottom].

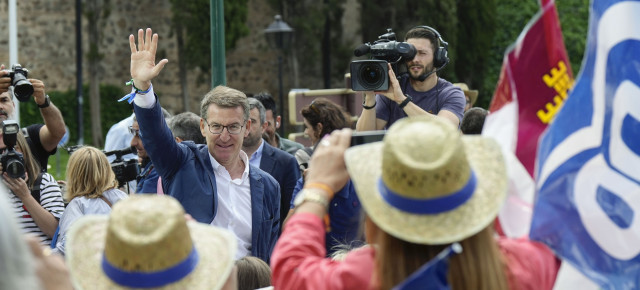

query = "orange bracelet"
[[305, 182, 334, 197]]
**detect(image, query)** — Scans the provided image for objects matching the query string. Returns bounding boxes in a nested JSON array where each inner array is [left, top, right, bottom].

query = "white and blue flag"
[[532, 0, 640, 288]]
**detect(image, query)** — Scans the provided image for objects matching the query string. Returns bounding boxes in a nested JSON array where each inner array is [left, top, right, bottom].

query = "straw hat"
[[453, 83, 479, 106], [345, 116, 507, 245], [66, 195, 237, 290]]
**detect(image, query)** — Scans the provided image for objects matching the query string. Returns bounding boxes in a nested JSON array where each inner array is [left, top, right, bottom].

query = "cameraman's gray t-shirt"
[[375, 76, 465, 129]]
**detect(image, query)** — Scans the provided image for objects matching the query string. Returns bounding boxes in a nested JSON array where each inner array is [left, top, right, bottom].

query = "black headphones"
[[409, 25, 449, 69]]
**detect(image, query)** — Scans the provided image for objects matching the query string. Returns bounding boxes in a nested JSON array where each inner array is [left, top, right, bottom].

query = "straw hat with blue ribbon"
[[66, 195, 237, 290], [345, 115, 507, 245]]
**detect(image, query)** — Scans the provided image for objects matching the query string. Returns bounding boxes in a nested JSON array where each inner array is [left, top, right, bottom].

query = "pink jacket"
[[272, 213, 559, 290]]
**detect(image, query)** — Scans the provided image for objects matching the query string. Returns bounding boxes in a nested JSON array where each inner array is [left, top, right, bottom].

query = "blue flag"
[[532, 0, 640, 288], [392, 243, 462, 290]]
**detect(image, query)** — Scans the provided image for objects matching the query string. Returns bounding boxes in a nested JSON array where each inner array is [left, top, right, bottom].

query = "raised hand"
[[129, 28, 168, 91]]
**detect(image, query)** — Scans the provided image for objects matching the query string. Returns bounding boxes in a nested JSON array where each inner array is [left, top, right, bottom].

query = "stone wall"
[[0, 0, 360, 120]]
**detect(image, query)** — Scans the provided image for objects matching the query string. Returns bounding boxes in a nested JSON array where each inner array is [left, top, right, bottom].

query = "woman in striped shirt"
[[1, 131, 65, 245]]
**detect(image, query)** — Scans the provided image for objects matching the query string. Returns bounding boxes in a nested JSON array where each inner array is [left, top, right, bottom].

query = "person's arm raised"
[[130, 28, 168, 108], [30, 79, 66, 153]]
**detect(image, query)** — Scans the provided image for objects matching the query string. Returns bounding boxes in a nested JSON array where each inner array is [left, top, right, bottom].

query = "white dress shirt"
[[209, 151, 253, 259]]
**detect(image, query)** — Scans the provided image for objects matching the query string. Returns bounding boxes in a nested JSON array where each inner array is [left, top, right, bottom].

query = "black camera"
[[350, 29, 417, 91], [6, 64, 34, 102], [103, 146, 140, 187], [1, 120, 26, 179]]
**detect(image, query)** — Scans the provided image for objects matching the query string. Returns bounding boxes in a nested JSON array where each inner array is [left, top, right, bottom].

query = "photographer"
[[355, 26, 465, 131], [0, 127, 64, 245], [0, 64, 67, 171]]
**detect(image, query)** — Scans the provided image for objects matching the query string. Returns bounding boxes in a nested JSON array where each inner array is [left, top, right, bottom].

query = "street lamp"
[[264, 15, 293, 137]]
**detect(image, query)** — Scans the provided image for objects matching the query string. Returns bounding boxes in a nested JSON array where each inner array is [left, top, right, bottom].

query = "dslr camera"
[[5, 64, 34, 102], [350, 29, 416, 91], [1, 120, 26, 179]]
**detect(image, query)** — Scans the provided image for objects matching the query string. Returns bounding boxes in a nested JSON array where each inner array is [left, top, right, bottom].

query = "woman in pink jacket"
[[271, 116, 560, 289]]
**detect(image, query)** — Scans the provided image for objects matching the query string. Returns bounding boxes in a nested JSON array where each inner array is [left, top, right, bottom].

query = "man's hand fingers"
[[145, 28, 152, 51], [137, 29, 145, 51], [129, 34, 137, 54], [152, 59, 169, 76], [150, 33, 159, 57]]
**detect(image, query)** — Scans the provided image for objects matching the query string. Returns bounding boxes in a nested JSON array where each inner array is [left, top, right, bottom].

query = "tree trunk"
[[177, 25, 189, 112], [86, 0, 103, 147]]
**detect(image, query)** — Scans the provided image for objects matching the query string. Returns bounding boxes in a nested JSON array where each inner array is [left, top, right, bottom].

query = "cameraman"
[[0, 65, 67, 171], [355, 26, 465, 131]]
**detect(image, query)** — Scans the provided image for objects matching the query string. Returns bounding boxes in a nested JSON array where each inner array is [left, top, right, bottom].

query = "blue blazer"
[[259, 143, 300, 230], [134, 100, 281, 263]]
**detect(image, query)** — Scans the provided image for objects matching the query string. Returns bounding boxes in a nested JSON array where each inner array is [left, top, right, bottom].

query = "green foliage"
[[269, 0, 352, 87], [169, 0, 250, 83], [556, 0, 589, 78], [19, 84, 130, 148], [455, 0, 497, 97]]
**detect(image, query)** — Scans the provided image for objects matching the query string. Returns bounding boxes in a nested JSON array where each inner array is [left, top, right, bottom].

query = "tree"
[[455, 0, 497, 102], [170, 0, 250, 111], [84, 0, 111, 147]]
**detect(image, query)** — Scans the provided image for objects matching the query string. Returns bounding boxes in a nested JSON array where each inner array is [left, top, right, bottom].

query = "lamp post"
[[264, 15, 293, 137]]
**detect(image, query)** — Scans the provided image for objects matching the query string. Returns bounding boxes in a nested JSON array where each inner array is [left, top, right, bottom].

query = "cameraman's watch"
[[37, 95, 51, 109], [398, 94, 412, 110]]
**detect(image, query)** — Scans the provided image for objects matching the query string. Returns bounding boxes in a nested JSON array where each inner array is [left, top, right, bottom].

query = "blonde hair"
[[65, 146, 118, 201], [15, 132, 41, 190], [375, 223, 509, 290]]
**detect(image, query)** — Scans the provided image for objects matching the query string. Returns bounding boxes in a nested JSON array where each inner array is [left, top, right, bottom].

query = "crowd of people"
[[0, 25, 550, 290]]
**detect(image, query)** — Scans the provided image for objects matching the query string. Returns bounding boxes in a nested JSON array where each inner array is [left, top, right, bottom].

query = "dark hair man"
[[243, 98, 300, 232], [460, 107, 488, 135], [129, 28, 280, 263], [0, 66, 66, 171], [355, 26, 465, 131], [168, 111, 206, 144], [253, 92, 304, 155]]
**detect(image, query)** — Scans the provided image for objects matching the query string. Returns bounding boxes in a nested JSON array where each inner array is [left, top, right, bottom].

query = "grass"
[[46, 147, 71, 181]]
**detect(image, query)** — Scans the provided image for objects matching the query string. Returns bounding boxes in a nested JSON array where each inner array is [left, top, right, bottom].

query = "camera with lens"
[[103, 146, 140, 187], [5, 64, 34, 102], [1, 120, 26, 179], [350, 29, 417, 91]]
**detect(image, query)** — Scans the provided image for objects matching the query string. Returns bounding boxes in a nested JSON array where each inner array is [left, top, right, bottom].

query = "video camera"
[[103, 146, 140, 187], [350, 29, 416, 91], [4, 64, 34, 102], [66, 145, 140, 187], [1, 120, 26, 179]]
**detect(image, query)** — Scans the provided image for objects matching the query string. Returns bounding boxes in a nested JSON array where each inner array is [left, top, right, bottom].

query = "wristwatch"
[[398, 94, 412, 109], [37, 95, 51, 109], [293, 188, 330, 208]]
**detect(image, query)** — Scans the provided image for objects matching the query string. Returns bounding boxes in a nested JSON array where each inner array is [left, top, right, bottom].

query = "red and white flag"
[[482, 0, 574, 238]]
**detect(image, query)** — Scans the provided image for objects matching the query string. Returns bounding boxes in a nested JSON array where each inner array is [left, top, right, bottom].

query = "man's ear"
[[275, 115, 282, 129], [244, 119, 252, 138], [200, 119, 206, 136]]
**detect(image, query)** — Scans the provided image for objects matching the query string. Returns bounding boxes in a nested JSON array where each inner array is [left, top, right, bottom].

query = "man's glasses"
[[206, 121, 245, 135], [128, 126, 142, 138]]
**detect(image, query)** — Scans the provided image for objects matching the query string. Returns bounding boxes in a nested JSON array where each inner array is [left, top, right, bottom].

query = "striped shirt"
[[10, 172, 65, 244]]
